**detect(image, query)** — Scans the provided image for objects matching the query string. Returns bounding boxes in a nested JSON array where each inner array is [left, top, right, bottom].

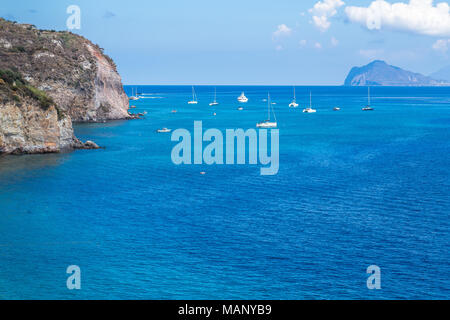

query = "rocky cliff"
[[0, 69, 73, 154], [0, 69, 101, 154], [0, 19, 129, 154], [344, 60, 444, 86]]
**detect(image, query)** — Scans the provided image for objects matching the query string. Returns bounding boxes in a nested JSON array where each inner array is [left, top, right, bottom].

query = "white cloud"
[[299, 39, 307, 46], [315, 42, 323, 49], [275, 45, 284, 51], [345, 0, 450, 37], [309, 0, 345, 32], [331, 37, 339, 46], [273, 24, 292, 38], [432, 39, 450, 52]]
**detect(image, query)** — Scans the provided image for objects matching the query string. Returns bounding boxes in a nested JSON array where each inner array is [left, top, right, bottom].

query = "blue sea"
[[0, 86, 449, 300]]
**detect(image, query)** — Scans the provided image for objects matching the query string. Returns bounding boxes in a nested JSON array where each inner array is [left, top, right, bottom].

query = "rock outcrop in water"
[[344, 60, 446, 86], [0, 19, 130, 154]]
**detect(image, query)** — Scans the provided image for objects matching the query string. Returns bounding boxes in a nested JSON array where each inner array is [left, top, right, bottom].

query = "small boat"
[[188, 86, 198, 104], [303, 92, 317, 113], [289, 87, 299, 108], [171, 110, 178, 113], [362, 87, 374, 111], [333, 107, 341, 111], [238, 107, 244, 111], [213, 112, 217, 116], [209, 87, 219, 106], [129, 87, 140, 101], [257, 93, 277, 128], [130, 105, 137, 109], [238, 92, 249, 103], [156, 128, 172, 133]]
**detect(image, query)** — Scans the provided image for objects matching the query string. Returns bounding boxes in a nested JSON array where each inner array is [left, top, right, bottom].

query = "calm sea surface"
[[0, 86, 449, 299]]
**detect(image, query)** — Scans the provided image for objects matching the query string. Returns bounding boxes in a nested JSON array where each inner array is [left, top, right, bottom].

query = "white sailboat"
[[303, 92, 317, 113], [362, 87, 374, 111], [289, 87, 299, 108], [188, 86, 198, 104], [129, 87, 139, 101], [238, 92, 248, 103], [257, 93, 277, 128], [209, 87, 219, 106]]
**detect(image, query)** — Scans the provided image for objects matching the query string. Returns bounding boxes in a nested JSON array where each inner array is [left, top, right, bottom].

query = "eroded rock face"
[[0, 98, 75, 154], [0, 19, 130, 155], [0, 18, 129, 122], [87, 44, 130, 121]]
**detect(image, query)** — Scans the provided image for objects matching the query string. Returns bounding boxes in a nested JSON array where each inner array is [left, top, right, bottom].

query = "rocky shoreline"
[[0, 19, 132, 155]]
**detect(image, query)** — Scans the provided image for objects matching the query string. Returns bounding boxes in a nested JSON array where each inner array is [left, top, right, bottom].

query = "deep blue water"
[[0, 86, 449, 300]]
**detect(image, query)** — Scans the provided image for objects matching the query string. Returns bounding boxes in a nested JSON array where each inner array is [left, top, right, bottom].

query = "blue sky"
[[1, 0, 450, 85]]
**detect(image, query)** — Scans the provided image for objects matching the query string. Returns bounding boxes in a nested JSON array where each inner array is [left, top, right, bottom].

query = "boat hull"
[[257, 122, 277, 128]]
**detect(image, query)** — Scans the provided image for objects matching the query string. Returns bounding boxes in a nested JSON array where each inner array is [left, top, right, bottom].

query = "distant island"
[[344, 60, 448, 86], [430, 65, 450, 82]]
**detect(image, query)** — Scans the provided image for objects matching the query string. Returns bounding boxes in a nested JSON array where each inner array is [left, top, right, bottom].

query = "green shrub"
[[0, 69, 23, 85], [13, 46, 26, 53], [0, 69, 55, 110], [24, 85, 54, 109]]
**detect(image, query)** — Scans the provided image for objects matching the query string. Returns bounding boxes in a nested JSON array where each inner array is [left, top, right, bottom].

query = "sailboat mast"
[[368, 86, 371, 106], [268, 93, 271, 120], [310, 92, 312, 108]]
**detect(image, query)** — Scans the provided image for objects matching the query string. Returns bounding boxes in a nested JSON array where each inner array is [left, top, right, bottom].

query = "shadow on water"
[[0, 120, 129, 178], [0, 152, 70, 177], [73, 120, 129, 132]]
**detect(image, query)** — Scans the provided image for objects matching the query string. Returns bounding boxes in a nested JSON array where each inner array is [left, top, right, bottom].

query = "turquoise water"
[[0, 86, 449, 299]]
